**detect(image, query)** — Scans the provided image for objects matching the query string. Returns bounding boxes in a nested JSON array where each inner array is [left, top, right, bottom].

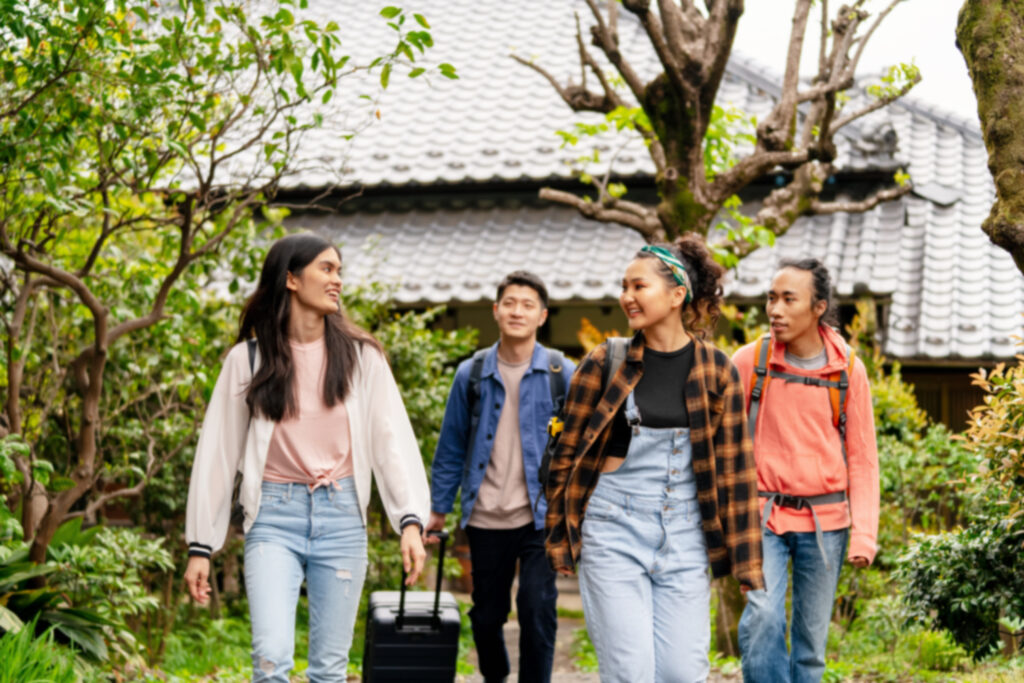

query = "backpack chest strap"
[[767, 369, 847, 390]]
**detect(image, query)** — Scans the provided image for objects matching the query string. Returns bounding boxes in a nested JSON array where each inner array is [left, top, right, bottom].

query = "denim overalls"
[[578, 391, 711, 683]]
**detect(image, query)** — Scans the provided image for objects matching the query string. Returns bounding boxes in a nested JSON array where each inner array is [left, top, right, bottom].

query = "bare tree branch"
[[699, 0, 744, 123], [582, 0, 647, 104], [539, 187, 664, 239], [846, 0, 904, 83], [709, 149, 813, 204], [510, 55, 616, 114], [818, 0, 830, 79], [828, 72, 921, 134], [623, 3, 689, 99], [757, 0, 814, 151], [809, 183, 911, 215]]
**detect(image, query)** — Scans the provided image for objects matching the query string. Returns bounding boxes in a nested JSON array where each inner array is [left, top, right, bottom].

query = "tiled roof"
[[285, 1, 911, 188], [281, 1, 1023, 361]]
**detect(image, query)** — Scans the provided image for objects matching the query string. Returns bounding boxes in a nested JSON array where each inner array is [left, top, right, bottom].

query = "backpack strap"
[[547, 348, 567, 411], [833, 344, 855, 468], [465, 348, 489, 452], [246, 338, 257, 374], [747, 334, 772, 441], [602, 337, 628, 393]]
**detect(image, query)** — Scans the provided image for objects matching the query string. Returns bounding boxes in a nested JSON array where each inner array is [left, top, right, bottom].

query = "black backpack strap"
[[602, 337, 628, 392], [246, 337, 257, 375], [836, 344, 853, 469], [465, 348, 489, 455], [747, 334, 771, 441], [547, 348, 567, 410]]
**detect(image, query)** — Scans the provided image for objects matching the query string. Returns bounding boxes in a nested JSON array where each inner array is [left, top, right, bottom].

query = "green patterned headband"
[[640, 245, 693, 304]]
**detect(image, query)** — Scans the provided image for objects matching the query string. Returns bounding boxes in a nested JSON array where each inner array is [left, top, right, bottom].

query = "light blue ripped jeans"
[[578, 392, 711, 683], [244, 478, 367, 683]]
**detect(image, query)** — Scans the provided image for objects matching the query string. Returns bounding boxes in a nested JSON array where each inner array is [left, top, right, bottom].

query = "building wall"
[[901, 368, 987, 431]]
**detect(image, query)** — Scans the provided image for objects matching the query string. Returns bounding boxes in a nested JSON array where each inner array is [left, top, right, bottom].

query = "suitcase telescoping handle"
[[397, 529, 448, 630]]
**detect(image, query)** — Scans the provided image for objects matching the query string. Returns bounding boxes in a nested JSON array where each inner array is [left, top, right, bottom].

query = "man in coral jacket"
[[733, 259, 879, 683]]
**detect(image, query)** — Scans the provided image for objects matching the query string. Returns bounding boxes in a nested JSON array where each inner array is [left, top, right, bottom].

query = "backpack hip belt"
[[758, 490, 848, 572]]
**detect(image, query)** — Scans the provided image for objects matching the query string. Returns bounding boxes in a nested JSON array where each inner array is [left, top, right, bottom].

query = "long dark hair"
[[238, 233, 382, 421], [776, 257, 839, 327], [635, 234, 726, 338]]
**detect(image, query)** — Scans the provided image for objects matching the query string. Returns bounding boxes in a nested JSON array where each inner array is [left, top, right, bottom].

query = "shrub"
[[898, 355, 1024, 659], [0, 623, 80, 683], [898, 521, 1024, 659]]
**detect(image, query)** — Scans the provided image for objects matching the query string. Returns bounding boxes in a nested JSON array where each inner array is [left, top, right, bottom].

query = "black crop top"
[[605, 342, 695, 458]]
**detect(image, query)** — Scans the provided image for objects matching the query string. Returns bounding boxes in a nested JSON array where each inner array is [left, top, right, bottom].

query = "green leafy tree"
[[0, 0, 452, 564], [516, 1, 917, 264]]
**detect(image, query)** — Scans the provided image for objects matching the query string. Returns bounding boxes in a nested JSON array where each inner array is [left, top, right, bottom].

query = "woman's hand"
[[555, 566, 574, 577], [401, 525, 427, 586], [849, 556, 870, 568], [184, 556, 212, 605]]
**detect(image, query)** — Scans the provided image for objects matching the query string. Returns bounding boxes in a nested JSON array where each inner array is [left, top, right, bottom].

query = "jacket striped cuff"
[[188, 543, 212, 559], [399, 514, 423, 533]]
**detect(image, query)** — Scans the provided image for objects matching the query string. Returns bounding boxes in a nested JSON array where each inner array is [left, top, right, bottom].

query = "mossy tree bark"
[[957, 1, 1024, 274]]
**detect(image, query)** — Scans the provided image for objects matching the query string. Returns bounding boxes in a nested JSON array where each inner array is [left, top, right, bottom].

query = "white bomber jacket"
[[185, 340, 430, 557]]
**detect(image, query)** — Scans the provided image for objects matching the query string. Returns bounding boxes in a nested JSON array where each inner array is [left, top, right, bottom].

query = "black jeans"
[[465, 523, 557, 683]]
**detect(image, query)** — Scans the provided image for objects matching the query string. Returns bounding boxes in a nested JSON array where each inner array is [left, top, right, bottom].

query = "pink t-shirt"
[[263, 336, 353, 490]]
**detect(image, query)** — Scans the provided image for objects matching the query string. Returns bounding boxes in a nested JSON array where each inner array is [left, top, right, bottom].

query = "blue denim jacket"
[[430, 342, 576, 529]]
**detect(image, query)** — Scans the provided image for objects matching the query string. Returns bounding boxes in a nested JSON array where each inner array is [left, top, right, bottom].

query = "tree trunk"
[[714, 578, 744, 656], [221, 531, 241, 597], [957, 0, 1024, 274]]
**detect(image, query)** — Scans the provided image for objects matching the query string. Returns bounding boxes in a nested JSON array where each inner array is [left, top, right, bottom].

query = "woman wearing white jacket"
[[184, 233, 429, 682]]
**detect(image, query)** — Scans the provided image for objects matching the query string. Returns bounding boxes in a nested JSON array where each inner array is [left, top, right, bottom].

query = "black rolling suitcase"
[[362, 530, 460, 682]]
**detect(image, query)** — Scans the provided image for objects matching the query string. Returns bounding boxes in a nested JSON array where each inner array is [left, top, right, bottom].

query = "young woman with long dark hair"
[[183, 233, 429, 682], [544, 235, 764, 682]]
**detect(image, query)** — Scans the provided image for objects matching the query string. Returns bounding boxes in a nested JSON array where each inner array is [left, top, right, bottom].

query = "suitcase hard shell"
[[362, 531, 460, 682]]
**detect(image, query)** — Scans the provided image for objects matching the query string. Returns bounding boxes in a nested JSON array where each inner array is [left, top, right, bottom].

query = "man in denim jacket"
[[428, 270, 576, 683]]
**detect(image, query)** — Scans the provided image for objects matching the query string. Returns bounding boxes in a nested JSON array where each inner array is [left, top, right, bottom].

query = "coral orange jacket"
[[732, 325, 879, 563]]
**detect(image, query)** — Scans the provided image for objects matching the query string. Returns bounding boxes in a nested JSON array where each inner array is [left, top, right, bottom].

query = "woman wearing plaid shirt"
[[545, 236, 764, 682]]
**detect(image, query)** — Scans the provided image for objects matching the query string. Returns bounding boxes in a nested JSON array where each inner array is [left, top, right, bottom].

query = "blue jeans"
[[465, 523, 557, 683], [244, 479, 367, 683], [738, 527, 849, 683], [578, 398, 711, 683]]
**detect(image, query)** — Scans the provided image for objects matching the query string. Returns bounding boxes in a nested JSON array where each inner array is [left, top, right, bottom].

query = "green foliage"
[[0, 541, 114, 662], [159, 605, 252, 679], [866, 62, 922, 101], [898, 522, 1024, 659], [875, 424, 980, 565], [0, 0, 449, 565], [571, 626, 599, 673], [0, 437, 26, 543], [703, 105, 757, 178], [710, 194, 776, 269], [0, 621, 81, 683], [904, 628, 970, 672], [48, 525, 173, 663], [896, 354, 1024, 659], [963, 356, 1024, 523]]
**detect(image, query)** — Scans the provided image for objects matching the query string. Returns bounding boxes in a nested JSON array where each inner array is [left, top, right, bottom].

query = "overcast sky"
[[733, 0, 978, 122]]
